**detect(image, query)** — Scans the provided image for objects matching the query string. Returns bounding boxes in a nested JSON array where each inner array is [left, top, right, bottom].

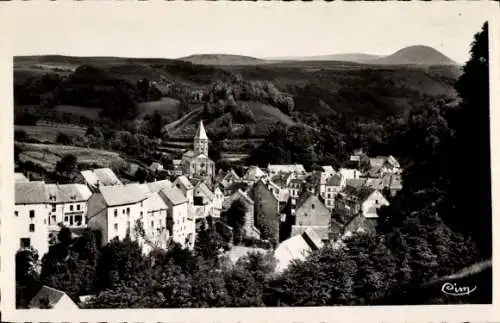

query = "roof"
[[147, 192, 169, 211], [182, 150, 195, 159], [274, 228, 323, 272], [15, 172, 29, 183], [268, 164, 306, 174], [15, 181, 47, 204], [160, 186, 188, 205], [45, 184, 92, 203], [326, 174, 342, 186], [291, 225, 329, 241], [29, 286, 71, 309], [195, 182, 214, 201], [342, 186, 376, 202], [236, 189, 254, 205], [194, 120, 208, 140], [270, 172, 290, 188], [100, 184, 150, 206], [175, 175, 193, 190], [146, 179, 172, 193], [243, 166, 267, 181], [365, 178, 385, 190], [339, 168, 360, 180], [345, 178, 366, 188], [81, 168, 122, 187], [370, 157, 386, 168], [295, 191, 315, 210], [149, 162, 163, 170], [387, 155, 401, 168], [321, 166, 336, 175]]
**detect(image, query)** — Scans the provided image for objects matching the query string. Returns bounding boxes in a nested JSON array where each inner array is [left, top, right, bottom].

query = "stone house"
[[222, 189, 261, 239], [250, 180, 280, 243], [291, 192, 331, 241]]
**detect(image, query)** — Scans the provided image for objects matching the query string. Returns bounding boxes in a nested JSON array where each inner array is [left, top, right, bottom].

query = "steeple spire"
[[194, 120, 208, 140]]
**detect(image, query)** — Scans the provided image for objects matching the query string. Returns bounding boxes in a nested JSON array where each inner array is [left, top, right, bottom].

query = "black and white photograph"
[[1, 1, 498, 321]]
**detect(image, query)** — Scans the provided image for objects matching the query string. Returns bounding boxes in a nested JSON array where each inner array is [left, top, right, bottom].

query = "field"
[[15, 124, 87, 142], [17, 142, 128, 172], [137, 98, 182, 117], [54, 105, 103, 121]]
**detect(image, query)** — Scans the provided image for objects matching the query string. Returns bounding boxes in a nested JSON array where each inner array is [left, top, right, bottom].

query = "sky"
[[2, 1, 495, 64]]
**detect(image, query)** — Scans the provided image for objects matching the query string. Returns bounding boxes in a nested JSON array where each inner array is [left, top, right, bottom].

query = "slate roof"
[[147, 192, 169, 211], [321, 166, 336, 175], [160, 186, 188, 205], [365, 178, 385, 190], [146, 179, 173, 193], [268, 164, 306, 174], [342, 186, 376, 202], [326, 174, 342, 186], [15, 172, 29, 183], [195, 182, 214, 201], [345, 178, 366, 188], [29, 286, 72, 309], [15, 181, 47, 204], [292, 226, 327, 245], [194, 120, 208, 140], [45, 184, 92, 203], [100, 183, 150, 207], [295, 191, 316, 210], [175, 175, 194, 190], [274, 228, 323, 272], [81, 168, 122, 187], [243, 166, 267, 181]]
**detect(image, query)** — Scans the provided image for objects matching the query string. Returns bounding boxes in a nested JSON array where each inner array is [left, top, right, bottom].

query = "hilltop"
[[179, 54, 268, 66], [367, 45, 458, 66]]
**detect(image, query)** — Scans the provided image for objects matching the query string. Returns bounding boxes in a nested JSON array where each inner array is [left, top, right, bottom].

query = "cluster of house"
[[14, 121, 404, 300]]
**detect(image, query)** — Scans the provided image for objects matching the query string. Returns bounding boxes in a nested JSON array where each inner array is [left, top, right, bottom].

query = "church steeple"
[[194, 120, 209, 156]]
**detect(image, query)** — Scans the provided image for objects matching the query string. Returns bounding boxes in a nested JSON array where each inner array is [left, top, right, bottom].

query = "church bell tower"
[[194, 120, 209, 156]]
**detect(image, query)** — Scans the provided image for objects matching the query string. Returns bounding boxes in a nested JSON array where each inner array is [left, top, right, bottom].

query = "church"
[[180, 121, 215, 182]]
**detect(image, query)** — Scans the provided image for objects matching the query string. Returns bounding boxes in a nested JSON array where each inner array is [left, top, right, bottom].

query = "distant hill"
[[268, 53, 382, 63], [367, 45, 458, 66], [179, 54, 268, 66]]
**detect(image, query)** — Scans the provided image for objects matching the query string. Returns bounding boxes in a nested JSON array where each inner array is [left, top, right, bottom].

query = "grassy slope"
[[137, 97, 181, 117], [17, 142, 127, 171], [15, 124, 87, 142]]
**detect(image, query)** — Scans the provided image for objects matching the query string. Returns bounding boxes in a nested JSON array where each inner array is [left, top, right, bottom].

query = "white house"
[[142, 191, 170, 253], [15, 181, 50, 257], [274, 228, 323, 273], [324, 174, 343, 210], [87, 183, 150, 251], [213, 186, 224, 218], [193, 181, 216, 219], [81, 168, 122, 192], [45, 184, 92, 243], [339, 168, 362, 187], [267, 164, 306, 177], [15, 172, 29, 183], [29, 285, 79, 309], [242, 166, 267, 185], [159, 186, 195, 250]]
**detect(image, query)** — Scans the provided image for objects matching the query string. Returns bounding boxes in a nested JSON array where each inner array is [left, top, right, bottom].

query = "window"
[[122, 209, 125, 214], [151, 221, 154, 228], [14, 211, 18, 217], [20, 238, 30, 249], [140, 211, 143, 217], [52, 204, 56, 212], [311, 204, 315, 209], [29, 224, 35, 232], [64, 216, 69, 222], [114, 223, 118, 230], [75, 215, 82, 225], [77, 204, 81, 211], [29, 210, 35, 218], [114, 209, 118, 217], [70, 205, 74, 211], [126, 208, 130, 215], [70, 216, 74, 226], [51, 215, 56, 224]]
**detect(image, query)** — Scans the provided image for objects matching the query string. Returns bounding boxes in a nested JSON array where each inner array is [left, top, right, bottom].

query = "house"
[[174, 175, 194, 204], [142, 191, 170, 253], [213, 186, 224, 217], [149, 162, 164, 172], [220, 168, 241, 188], [321, 166, 336, 177], [146, 179, 173, 193], [250, 180, 280, 243], [336, 186, 390, 220], [222, 189, 261, 239], [345, 178, 367, 189], [324, 174, 343, 209], [180, 121, 215, 181], [80, 168, 122, 192], [159, 186, 195, 250], [274, 228, 323, 273], [367, 156, 402, 178], [45, 184, 92, 244], [193, 181, 215, 219], [29, 285, 79, 309], [339, 168, 362, 185], [87, 183, 150, 251], [267, 164, 306, 177], [242, 166, 267, 185], [15, 172, 29, 183], [288, 178, 305, 200], [291, 192, 331, 241], [15, 181, 50, 257]]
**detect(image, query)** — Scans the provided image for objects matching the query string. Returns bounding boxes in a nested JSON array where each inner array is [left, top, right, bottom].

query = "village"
[[15, 119, 404, 304]]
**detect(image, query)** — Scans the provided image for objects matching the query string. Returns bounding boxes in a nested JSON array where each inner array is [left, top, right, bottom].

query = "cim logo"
[[441, 282, 477, 296]]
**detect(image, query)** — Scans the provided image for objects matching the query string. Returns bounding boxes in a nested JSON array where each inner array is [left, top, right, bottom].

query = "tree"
[[235, 251, 277, 287], [56, 132, 72, 145], [194, 225, 224, 261], [55, 154, 78, 182], [224, 268, 264, 307], [16, 248, 41, 308]]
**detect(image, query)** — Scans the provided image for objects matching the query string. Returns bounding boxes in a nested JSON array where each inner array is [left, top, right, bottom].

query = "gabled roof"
[[345, 178, 366, 189], [365, 178, 385, 190], [147, 191, 169, 211], [194, 120, 208, 140], [100, 184, 150, 207], [146, 179, 173, 193], [274, 228, 323, 272], [182, 150, 195, 160], [15, 181, 47, 204], [341, 186, 377, 202], [195, 182, 214, 201], [291, 226, 328, 244], [15, 172, 29, 183], [369, 157, 386, 168], [326, 174, 342, 186], [243, 166, 266, 181], [29, 286, 72, 309], [160, 186, 188, 205], [236, 189, 254, 205], [268, 164, 306, 174], [339, 168, 361, 180], [175, 175, 193, 190], [295, 191, 316, 210], [45, 184, 92, 203], [223, 169, 240, 181], [81, 168, 122, 187]]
